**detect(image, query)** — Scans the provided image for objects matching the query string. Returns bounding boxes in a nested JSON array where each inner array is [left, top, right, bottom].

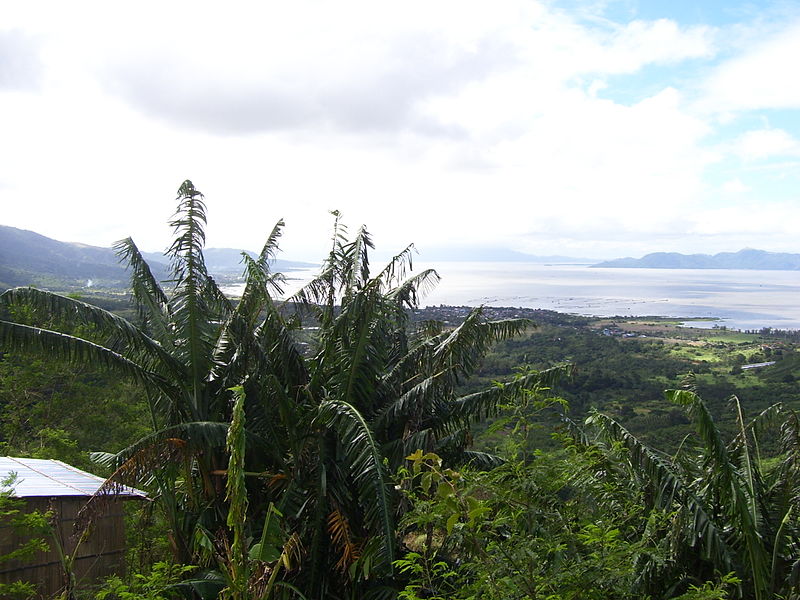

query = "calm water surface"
[[225, 262, 800, 331], [417, 262, 800, 331]]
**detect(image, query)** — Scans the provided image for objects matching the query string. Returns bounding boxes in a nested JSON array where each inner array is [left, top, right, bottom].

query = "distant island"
[[593, 249, 800, 270]]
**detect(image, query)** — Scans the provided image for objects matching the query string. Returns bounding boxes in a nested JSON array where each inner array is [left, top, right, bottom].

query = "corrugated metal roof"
[[0, 457, 146, 498]]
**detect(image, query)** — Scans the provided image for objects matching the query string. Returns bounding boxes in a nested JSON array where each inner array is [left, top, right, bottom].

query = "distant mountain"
[[0, 225, 134, 289], [142, 248, 316, 274], [593, 249, 800, 270], [420, 246, 595, 263], [0, 225, 317, 291]]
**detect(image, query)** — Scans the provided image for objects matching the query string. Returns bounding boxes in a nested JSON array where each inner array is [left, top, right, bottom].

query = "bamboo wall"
[[0, 497, 130, 597]]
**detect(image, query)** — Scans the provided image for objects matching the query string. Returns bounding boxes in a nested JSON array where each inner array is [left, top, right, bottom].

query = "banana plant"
[[581, 388, 800, 599], [1, 182, 551, 599]]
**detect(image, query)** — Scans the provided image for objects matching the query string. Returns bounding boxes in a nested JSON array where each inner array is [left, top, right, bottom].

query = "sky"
[[2, 0, 800, 262]]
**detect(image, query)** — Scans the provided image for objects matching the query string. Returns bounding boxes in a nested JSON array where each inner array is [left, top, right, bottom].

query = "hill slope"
[[0, 225, 317, 291], [0, 225, 134, 289]]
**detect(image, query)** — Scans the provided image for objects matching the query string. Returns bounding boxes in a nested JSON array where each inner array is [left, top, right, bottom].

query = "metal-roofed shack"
[[0, 456, 146, 596]]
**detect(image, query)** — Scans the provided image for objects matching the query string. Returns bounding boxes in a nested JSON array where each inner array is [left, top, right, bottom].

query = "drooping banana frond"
[[385, 268, 441, 310], [668, 389, 771, 599], [287, 264, 336, 323], [373, 370, 447, 434], [113, 236, 171, 341], [433, 308, 532, 381], [373, 243, 416, 290], [79, 419, 232, 533], [328, 508, 361, 573], [314, 400, 395, 567], [583, 411, 734, 573], [451, 365, 572, 423], [0, 319, 175, 396], [204, 274, 234, 317], [0, 287, 184, 380], [460, 450, 505, 469], [77, 423, 225, 532], [95, 421, 231, 480]]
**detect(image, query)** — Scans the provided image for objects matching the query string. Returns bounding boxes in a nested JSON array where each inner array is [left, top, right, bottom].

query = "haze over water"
[[417, 263, 800, 331]]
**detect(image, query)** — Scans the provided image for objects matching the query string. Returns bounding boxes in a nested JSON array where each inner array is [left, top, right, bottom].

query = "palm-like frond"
[[386, 268, 440, 309], [114, 236, 171, 341], [0, 319, 173, 395], [373, 371, 447, 433], [166, 181, 218, 407], [373, 243, 416, 290], [451, 365, 572, 422], [668, 389, 771, 598], [583, 411, 734, 573], [0, 287, 184, 380], [433, 308, 532, 381], [328, 509, 361, 572], [342, 225, 373, 297], [315, 400, 395, 566], [94, 421, 231, 483]]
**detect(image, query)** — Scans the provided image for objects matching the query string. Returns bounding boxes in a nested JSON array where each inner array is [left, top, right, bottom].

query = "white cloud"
[[688, 201, 800, 237], [722, 178, 750, 194], [45, 2, 714, 140], [0, 29, 43, 90], [702, 19, 800, 112], [581, 18, 716, 74], [732, 128, 800, 161]]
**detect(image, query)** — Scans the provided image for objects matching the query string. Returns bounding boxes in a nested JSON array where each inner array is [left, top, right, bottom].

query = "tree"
[[0, 475, 51, 600], [0, 181, 551, 598]]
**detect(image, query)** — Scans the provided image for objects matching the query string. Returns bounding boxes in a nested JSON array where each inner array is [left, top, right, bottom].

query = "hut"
[[0, 456, 146, 597]]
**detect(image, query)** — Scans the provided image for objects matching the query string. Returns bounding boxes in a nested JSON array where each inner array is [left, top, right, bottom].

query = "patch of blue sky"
[[621, 0, 763, 26], [751, 111, 800, 135], [553, 0, 794, 28]]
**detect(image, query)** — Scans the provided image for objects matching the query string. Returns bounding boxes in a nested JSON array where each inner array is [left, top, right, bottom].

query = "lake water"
[[418, 262, 800, 331], [224, 262, 800, 331]]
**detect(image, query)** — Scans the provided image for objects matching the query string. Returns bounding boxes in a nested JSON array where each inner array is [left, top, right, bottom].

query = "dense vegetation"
[[1, 181, 799, 599]]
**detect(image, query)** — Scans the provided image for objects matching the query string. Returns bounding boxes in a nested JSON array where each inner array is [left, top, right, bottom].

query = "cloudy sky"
[[2, 0, 800, 261]]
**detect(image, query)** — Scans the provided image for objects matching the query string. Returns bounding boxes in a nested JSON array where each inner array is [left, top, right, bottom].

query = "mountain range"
[[593, 249, 800, 270]]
